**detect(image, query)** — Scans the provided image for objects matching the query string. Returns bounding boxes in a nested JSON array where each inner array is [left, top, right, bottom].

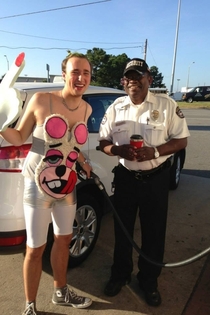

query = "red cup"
[[130, 134, 143, 148]]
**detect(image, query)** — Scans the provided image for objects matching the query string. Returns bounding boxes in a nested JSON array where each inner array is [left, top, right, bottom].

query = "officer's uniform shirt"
[[98, 91, 190, 171]]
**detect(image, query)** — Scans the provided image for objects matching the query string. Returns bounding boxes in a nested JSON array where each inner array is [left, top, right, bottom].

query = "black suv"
[[182, 86, 210, 103]]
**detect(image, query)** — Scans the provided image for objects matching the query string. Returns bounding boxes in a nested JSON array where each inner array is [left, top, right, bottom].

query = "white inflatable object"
[[0, 52, 25, 132]]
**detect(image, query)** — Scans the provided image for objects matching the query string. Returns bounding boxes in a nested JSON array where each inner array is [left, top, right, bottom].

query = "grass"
[[177, 101, 210, 109]]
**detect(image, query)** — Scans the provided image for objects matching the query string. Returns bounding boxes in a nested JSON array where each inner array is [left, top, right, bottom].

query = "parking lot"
[[0, 172, 210, 315], [1, 108, 210, 315]]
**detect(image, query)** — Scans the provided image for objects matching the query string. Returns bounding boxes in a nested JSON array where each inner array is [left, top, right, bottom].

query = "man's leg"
[[104, 165, 139, 296], [51, 203, 92, 309], [23, 244, 46, 303], [137, 168, 170, 306], [51, 233, 72, 288], [23, 179, 52, 313]]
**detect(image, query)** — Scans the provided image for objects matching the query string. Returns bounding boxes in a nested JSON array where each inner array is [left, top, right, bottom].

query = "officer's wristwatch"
[[153, 147, 160, 159]]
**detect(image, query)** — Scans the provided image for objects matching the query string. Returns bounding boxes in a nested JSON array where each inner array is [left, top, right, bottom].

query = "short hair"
[[61, 52, 92, 73]]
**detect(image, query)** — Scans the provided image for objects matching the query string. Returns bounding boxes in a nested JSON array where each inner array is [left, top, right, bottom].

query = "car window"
[[83, 94, 124, 133]]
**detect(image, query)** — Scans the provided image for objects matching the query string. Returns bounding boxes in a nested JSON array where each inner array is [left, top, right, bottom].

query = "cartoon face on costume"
[[35, 114, 88, 199]]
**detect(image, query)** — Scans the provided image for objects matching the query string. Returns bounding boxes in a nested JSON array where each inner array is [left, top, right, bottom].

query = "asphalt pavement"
[[1, 173, 210, 315]]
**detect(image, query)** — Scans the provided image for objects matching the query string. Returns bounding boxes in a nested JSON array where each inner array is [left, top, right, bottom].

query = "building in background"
[[15, 75, 60, 83]]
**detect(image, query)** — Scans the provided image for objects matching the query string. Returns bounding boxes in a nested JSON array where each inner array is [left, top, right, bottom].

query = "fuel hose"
[[90, 171, 210, 268]]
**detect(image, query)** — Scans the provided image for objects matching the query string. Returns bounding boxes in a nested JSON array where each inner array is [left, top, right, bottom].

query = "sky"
[[0, 0, 209, 92]]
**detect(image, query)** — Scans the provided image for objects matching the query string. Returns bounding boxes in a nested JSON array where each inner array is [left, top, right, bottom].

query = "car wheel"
[[68, 192, 102, 268], [187, 97, 193, 103], [170, 153, 181, 190]]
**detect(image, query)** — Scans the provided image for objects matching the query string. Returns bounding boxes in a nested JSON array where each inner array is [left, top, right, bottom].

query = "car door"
[[82, 93, 125, 195], [204, 87, 210, 101], [194, 87, 204, 101]]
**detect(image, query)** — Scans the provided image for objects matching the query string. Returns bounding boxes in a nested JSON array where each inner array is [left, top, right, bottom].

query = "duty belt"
[[120, 158, 171, 180]]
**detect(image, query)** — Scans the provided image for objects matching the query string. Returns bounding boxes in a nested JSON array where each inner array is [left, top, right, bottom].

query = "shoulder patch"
[[101, 114, 107, 125], [176, 106, 185, 118]]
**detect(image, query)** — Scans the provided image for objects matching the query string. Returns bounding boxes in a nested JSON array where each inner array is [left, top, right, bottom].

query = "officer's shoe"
[[139, 283, 162, 306], [144, 288, 161, 306], [104, 278, 131, 297]]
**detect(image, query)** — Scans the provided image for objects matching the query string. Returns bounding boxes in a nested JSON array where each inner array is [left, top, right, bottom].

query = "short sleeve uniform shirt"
[[98, 91, 190, 171]]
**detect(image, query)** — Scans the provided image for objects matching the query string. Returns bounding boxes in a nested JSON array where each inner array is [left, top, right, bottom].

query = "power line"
[[0, 29, 142, 45], [0, 45, 141, 51], [147, 42, 158, 67], [0, 0, 111, 19]]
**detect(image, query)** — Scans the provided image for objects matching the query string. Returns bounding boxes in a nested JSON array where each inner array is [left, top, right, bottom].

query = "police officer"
[[98, 58, 190, 306]]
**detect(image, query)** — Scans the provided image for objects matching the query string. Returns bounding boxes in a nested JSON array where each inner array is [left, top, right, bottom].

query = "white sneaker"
[[52, 285, 92, 309], [22, 302, 37, 315]]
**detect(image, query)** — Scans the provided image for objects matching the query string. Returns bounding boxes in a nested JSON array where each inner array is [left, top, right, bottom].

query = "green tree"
[[86, 48, 108, 84], [86, 48, 129, 89], [149, 66, 166, 88], [95, 53, 129, 89]]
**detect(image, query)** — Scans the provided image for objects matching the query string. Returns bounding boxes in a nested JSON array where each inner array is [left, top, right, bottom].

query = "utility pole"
[[186, 62, 195, 90], [4, 55, 9, 70], [169, 0, 181, 94], [177, 79, 180, 91], [46, 64, 50, 82], [144, 39, 147, 61]]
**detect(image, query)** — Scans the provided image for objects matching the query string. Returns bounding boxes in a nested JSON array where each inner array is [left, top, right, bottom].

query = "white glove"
[[0, 52, 25, 132]]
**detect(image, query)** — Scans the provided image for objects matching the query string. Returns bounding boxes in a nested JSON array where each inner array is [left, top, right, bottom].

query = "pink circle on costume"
[[45, 117, 67, 139], [74, 124, 88, 144]]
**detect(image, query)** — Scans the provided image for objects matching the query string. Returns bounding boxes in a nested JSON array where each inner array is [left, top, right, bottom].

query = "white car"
[[0, 83, 185, 267]]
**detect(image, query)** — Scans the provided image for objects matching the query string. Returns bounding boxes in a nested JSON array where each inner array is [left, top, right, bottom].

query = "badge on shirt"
[[151, 110, 159, 121], [176, 106, 185, 118], [116, 121, 126, 126]]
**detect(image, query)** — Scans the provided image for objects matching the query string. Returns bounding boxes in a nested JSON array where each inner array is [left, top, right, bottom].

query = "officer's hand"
[[118, 144, 137, 161], [135, 146, 155, 161], [0, 52, 25, 132]]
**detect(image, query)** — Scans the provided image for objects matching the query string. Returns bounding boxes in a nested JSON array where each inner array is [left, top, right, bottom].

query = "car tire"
[[68, 192, 102, 268], [187, 97, 193, 103], [170, 153, 181, 190]]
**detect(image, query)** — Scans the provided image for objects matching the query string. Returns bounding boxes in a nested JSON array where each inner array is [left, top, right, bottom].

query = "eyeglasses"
[[121, 72, 146, 85]]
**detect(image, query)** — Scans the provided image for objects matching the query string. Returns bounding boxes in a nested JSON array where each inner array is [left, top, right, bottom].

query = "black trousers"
[[111, 163, 170, 289]]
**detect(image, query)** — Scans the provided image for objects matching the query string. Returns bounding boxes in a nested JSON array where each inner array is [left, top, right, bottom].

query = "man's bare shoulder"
[[87, 102, 92, 112], [28, 90, 60, 108], [32, 90, 59, 101]]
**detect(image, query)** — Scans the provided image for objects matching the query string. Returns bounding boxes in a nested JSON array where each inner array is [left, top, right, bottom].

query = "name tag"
[[115, 121, 126, 126]]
